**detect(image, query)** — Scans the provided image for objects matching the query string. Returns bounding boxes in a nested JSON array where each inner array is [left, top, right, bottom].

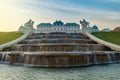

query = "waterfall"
[[0, 52, 9, 63], [107, 53, 113, 63]]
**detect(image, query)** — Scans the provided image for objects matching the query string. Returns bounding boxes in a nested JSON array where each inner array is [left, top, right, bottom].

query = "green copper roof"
[[37, 23, 52, 27], [53, 20, 64, 26], [92, 25, 99, 30], [65, 23, 79, 27], [37, 20, 80, 27]]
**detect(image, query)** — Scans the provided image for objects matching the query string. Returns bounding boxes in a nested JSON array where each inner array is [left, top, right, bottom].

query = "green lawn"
[[0, 32, 23, 45], [92, 31, 120, 45]]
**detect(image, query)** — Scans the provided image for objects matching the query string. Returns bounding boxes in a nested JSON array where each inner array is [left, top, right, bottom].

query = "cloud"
[[14, 0, 120, 29], [0, 0, 119, 31]]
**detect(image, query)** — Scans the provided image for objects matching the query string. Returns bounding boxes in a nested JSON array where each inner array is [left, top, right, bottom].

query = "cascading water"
[[0, 32, 120, 67], [0, 52, 9, 64]]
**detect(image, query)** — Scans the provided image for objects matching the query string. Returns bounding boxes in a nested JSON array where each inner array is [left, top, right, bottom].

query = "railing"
[[0, 31, 30, 50], [85, 32, 120, 51]]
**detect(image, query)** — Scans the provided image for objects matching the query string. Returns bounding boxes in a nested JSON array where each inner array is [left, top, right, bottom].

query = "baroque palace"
[[18, 19, 99, 33], [36, 20, 80, 33]]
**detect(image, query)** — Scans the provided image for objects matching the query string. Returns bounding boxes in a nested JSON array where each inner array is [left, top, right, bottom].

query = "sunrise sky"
[[0, 0, 120, 31]]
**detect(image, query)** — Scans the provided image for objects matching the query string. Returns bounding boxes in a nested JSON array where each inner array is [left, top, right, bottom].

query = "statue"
[[80, 19, 89, 28], [80, 19, 91, 33], [24, 19, 34, 30], [18, 19, 34, 33]]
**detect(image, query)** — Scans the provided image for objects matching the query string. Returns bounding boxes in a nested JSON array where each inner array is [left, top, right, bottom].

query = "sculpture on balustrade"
[[24, 19, 34, 30], [18, 19, 34, 32], [80, 19, 92, 33]]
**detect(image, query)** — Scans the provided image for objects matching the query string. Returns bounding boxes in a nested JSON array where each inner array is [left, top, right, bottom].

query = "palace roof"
[[53, 20, 64, 26], [37, 23, 52, 27], [37, 20, 80, 27], [65, 23, 79, 27]]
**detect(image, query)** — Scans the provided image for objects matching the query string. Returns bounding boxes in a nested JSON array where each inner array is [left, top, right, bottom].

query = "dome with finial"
[[53, 20, 64, 26], [92, 25, 99, 29], [92, 25, 99, 32]]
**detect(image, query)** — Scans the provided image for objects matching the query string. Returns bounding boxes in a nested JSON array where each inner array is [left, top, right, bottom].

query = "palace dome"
[[53, 20, 64, 26], [92, 25, 99, 30]]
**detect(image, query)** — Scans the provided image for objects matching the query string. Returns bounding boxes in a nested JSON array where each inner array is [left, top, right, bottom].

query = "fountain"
[[0, 31, 120, 67], [0, 19, 120, 67]]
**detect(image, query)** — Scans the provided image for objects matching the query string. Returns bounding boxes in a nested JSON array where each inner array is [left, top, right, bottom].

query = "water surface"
[[0, 64, 120, 80]]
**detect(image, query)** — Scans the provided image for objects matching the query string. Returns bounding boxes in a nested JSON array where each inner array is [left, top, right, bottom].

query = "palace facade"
[[36, 20, 80, 33]]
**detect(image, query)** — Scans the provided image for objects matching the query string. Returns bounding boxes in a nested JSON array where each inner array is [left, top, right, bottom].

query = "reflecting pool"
[[0, 64, 120, 80]]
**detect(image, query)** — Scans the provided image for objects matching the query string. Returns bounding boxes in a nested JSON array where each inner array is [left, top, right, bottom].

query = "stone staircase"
[[0, 32, 120, 67]]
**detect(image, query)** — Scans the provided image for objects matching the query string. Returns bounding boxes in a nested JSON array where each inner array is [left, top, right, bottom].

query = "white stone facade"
[[35, 20, 81, 33]]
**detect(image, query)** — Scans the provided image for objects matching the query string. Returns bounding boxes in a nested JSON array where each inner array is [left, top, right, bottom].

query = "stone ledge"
[[0, 31, 30, 50], [85, 32, 120, 51]]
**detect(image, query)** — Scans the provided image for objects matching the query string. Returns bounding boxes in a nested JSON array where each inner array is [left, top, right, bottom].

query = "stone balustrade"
[[85, 32, 120, 51], [0, 31, 30, 50]]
